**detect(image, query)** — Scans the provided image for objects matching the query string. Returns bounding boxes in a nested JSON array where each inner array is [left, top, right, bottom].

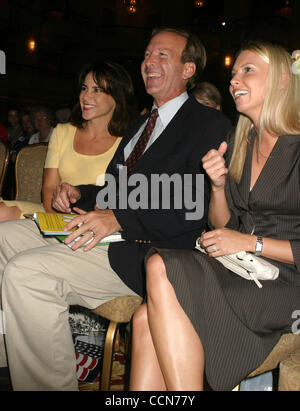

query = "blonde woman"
[[0, 60, 137, 221], [130, 41, 300, 391]]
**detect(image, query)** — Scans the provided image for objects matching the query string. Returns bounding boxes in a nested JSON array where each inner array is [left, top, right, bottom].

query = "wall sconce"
[[121, 0, 142, 15], [224, 56, 232, 67], [27, 38, 36, 53], [194, 0, 205, 7]]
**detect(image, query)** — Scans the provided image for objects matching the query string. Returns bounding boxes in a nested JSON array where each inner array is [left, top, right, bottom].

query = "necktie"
[[125, 108, 159, 173]]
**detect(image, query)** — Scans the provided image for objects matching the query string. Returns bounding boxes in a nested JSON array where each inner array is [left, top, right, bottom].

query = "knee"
[[146, 254, 167, 300]]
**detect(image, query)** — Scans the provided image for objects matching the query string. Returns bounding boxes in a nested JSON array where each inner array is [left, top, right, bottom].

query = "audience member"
[[193, 81, 222, 110], [129, 40, 300, 391], [0, 27, 231, 390], [6, 108, 22, 148], [28, 105, 55, 144], [10, 111, 36, 155], [21, 111, 36, 140]]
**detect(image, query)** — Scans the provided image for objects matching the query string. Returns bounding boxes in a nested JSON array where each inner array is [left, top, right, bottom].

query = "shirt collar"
[[152, 91, 189, 128]]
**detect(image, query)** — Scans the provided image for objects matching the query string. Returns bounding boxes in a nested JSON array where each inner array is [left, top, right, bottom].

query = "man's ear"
[[182, 62, 196, 80], [280, 73, 290, 90]]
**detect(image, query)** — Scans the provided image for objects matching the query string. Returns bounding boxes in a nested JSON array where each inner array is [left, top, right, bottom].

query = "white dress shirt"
[[124, 92, 189, 161], [28, 127, 53, 144]]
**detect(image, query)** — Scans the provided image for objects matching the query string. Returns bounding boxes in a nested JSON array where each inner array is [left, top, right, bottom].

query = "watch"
[[254, 235, 263, 256]]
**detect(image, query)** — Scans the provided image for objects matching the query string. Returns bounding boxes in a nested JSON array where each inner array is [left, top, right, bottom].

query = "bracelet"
[[254, 235, 263, 256]]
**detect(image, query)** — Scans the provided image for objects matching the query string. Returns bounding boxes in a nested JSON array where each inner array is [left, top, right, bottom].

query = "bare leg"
[[146, 254, 205, 391], [0, 203, 21, 221], [130, 304, 167, 390]]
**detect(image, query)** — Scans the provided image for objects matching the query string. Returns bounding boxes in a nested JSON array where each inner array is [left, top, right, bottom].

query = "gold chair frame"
[[92, 295, 142, 390], [0, 140, 9, 197]]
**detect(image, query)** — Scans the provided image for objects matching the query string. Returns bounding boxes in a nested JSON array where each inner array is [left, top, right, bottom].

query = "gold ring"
[[90, 230, 96, 237]]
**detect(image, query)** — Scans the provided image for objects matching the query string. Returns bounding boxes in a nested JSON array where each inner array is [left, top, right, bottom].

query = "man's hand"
[[51, 182, 81, 213], [64, 208, 121, 251]]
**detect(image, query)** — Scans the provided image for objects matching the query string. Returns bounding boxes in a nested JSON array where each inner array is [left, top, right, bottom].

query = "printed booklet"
[[33, 212, 123, 245]]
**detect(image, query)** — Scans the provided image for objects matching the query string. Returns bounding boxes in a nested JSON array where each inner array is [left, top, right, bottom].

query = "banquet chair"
[[15, 143, 48, 203], [92, 295, 142, 390], [238, 333, 300, 391], [0, 140, 9, 197]]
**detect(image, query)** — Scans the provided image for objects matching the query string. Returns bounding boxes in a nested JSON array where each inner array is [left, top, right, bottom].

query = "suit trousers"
[[0, 219, 137, 390]]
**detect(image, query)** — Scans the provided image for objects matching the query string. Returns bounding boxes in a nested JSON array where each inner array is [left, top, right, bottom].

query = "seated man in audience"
[[28, 105, 54, 144], [0, 27, 231, 390]]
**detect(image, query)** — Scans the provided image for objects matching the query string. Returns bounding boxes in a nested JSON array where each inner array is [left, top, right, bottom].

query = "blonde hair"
[[229, 41, 300, 182]]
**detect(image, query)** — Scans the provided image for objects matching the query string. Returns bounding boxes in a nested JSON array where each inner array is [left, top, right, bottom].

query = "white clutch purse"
[[195, 239, 279, 288]]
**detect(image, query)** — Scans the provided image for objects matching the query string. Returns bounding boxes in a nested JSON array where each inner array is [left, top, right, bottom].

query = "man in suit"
[[0, 27, 231, 390]]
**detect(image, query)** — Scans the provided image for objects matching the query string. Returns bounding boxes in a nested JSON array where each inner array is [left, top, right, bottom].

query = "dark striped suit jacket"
[[225, 132, 300, 285]]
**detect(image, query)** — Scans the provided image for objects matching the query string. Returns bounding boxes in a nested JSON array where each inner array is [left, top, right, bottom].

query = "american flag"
[[75, 340, 103, 383]]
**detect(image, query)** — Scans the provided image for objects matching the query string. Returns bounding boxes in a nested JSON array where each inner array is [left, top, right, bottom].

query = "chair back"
[[0, 140, 9, 197], [15, 143, 48, 203]]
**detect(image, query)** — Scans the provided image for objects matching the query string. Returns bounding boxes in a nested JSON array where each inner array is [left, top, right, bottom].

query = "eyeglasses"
[[35, 116, 48, 121]]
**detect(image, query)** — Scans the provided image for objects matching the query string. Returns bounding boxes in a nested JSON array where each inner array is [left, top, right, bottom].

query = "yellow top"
[[1, 123, 121, 218], [44, 123, 121, 186]]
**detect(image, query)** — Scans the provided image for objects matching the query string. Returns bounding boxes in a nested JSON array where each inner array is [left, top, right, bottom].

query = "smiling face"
[[141, 31, 195, 107], [79, 71, 116, 123], [230, 50, 269, 126]]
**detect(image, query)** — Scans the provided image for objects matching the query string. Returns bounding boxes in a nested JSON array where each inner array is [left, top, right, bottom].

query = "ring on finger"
[[211, 244, 217, 252], [89, 230, 96, 237]]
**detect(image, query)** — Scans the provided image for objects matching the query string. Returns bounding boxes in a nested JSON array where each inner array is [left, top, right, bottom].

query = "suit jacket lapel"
[[128, 96, 194, 172]]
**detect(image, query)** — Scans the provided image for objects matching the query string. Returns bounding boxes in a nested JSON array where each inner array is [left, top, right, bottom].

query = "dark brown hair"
[[70, 59, 138, 136]]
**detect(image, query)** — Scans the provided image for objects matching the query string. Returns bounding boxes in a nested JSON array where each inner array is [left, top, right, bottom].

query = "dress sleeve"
[[44, 124, 63, 169]]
